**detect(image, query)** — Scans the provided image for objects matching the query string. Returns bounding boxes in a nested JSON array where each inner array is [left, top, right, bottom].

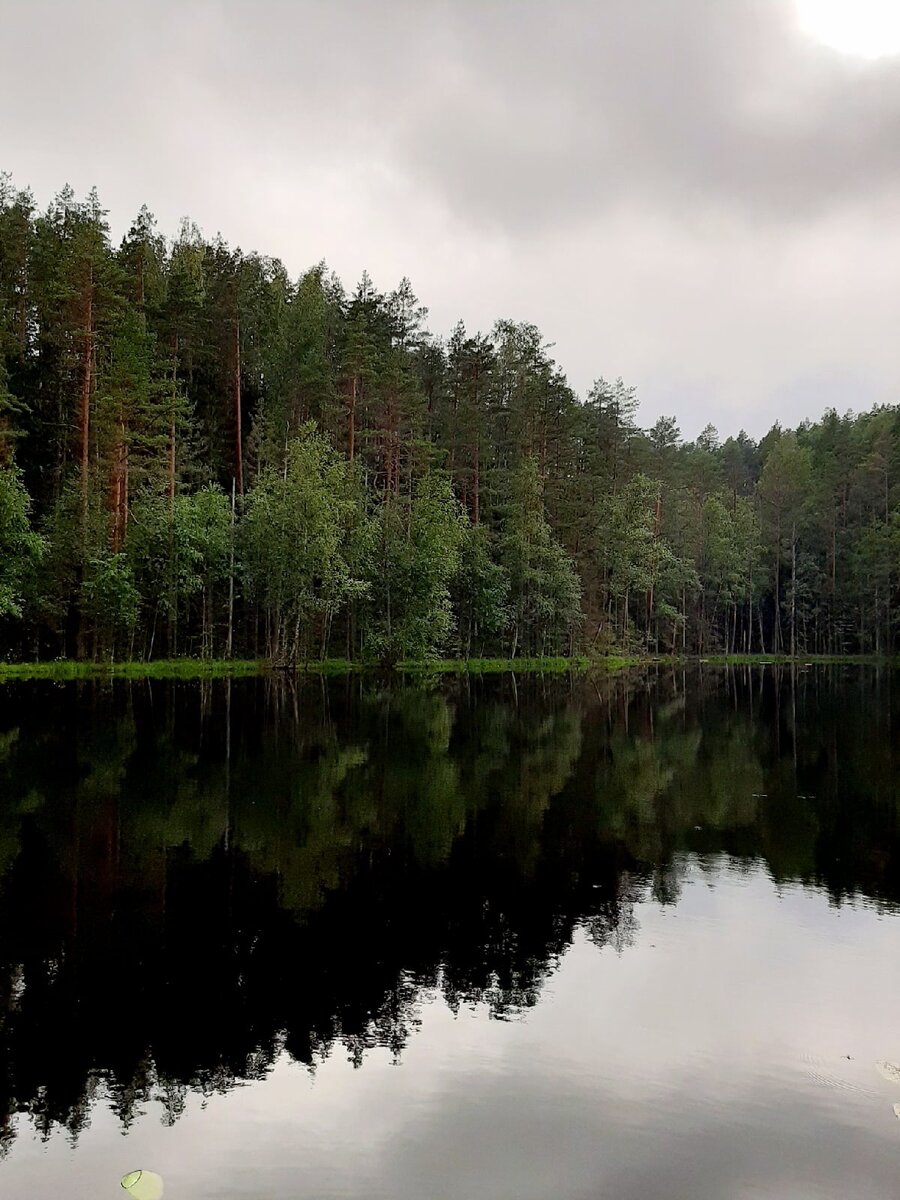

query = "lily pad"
[[120, 1171, 164, 1200]]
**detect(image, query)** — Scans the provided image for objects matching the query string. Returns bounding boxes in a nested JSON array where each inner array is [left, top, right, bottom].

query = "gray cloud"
[[392, 2, 875, 228], [188, 0, 900, 230], [2, 0, 899, 435]]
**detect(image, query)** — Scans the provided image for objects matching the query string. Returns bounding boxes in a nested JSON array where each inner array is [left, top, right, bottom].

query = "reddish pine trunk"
[[16, 291, 26, 357], [472, 362, 481, 524], [233, 315, 243, 495], [473, 437, 480, 524], [80, 262, 93, 518], [347, 375, 357, 463], [13, 212, 27, 357], [110, 449, 120, 550], [168, 405, 177, 508], [168, 335, 179, 510], [774, 514, 782, 654], [123, 435, 129, 545], [383, 392, 399, 497], [110, 420, 128, 552]]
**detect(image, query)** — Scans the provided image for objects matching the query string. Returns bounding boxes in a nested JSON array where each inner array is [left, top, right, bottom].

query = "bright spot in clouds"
[[795, 0, 900, 58]]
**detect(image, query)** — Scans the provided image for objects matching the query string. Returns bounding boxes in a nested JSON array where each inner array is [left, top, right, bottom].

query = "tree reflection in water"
[[0, 665, 897, 1152]]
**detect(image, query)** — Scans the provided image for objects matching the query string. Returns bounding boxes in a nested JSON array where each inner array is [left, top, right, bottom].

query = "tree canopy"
[[1, 176, 899, 661]]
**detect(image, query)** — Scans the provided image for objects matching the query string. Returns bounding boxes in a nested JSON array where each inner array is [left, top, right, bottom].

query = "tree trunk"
[[473, 435, 480, 525], [110, 416, 128, 551], [790, 522, 797, 658], [226, 478, 236, 660], [830, 515, 837, 653], [80, 260, 93, 521], [347, 375, 357, 464], [774, 514, 782, 655], [682, 586, 687, 653], [168, 337, 179, 511], [233, 314, 243, 495]]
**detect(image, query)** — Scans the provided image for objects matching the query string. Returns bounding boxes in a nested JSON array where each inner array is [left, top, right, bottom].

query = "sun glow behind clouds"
[[795, 0, 900, 59]]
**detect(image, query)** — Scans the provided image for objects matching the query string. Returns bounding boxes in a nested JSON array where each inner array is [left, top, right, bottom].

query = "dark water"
[[1, 666, 899, 1200]]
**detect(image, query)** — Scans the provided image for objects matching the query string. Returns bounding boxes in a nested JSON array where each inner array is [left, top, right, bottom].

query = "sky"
[[2, 0, 900, 439]]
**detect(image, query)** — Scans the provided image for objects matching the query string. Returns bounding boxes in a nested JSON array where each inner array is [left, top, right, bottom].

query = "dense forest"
[[1, 177, 898, 662]]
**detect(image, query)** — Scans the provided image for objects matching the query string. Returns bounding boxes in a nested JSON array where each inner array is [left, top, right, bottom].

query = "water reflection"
[[0, 665, 897, 1161]]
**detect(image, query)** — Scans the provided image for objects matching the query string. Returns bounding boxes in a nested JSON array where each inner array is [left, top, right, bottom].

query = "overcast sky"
[[2, 0, 899, 438]]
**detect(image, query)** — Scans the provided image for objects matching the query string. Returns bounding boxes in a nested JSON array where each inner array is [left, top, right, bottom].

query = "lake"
[[1, 665, 899, 1199]]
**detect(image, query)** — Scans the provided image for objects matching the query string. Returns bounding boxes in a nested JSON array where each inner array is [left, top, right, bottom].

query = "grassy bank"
[[0, 659, 266, 682], [693, 653, 897, 667], [0, 652, 894, 684], [399, 656, 593, 674], [0, 655, 634, 682]]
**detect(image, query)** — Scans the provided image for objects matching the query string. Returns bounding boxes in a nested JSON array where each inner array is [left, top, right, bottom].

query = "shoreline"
[[0, 653, 896, 682]]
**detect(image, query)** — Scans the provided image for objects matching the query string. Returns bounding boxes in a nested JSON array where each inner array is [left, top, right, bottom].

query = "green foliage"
[[452, 522, 510, 656], [0, 177, 898, 663], [365, 473, 466, 662], [0, 467, 43, 618], [501, 458, 582, 656], [126, 485, 231, 656], [82, 551, 140, 651], [242, 424, 365, 662]]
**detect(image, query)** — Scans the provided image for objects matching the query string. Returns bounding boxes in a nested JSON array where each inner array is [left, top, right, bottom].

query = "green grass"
[[1, 651, 893, 684], [284, 658, 363, 675], [692, 653, 897, 666], [0, 654, 636, 682], [398, 656, 596, 674], [0, 658, 266, 682], [287, 654, 633, 675]]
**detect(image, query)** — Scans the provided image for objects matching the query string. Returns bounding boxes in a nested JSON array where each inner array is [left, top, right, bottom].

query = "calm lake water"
[[1, 666, 899, 1200]]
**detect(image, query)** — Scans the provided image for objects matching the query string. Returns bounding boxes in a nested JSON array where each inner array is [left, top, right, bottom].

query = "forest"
[[1, 177, 899, 664]]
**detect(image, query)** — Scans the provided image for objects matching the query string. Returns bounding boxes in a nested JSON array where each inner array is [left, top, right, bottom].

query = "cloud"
[[1, 0, 899, 436], [208, 0, 900, 232]]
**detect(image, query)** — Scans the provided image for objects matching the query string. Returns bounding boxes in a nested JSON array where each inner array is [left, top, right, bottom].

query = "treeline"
[[1, 177, 899, 661]]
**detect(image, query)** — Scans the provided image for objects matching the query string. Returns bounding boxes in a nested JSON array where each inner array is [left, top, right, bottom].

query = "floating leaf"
[[120, 1170, 164, 1200]]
